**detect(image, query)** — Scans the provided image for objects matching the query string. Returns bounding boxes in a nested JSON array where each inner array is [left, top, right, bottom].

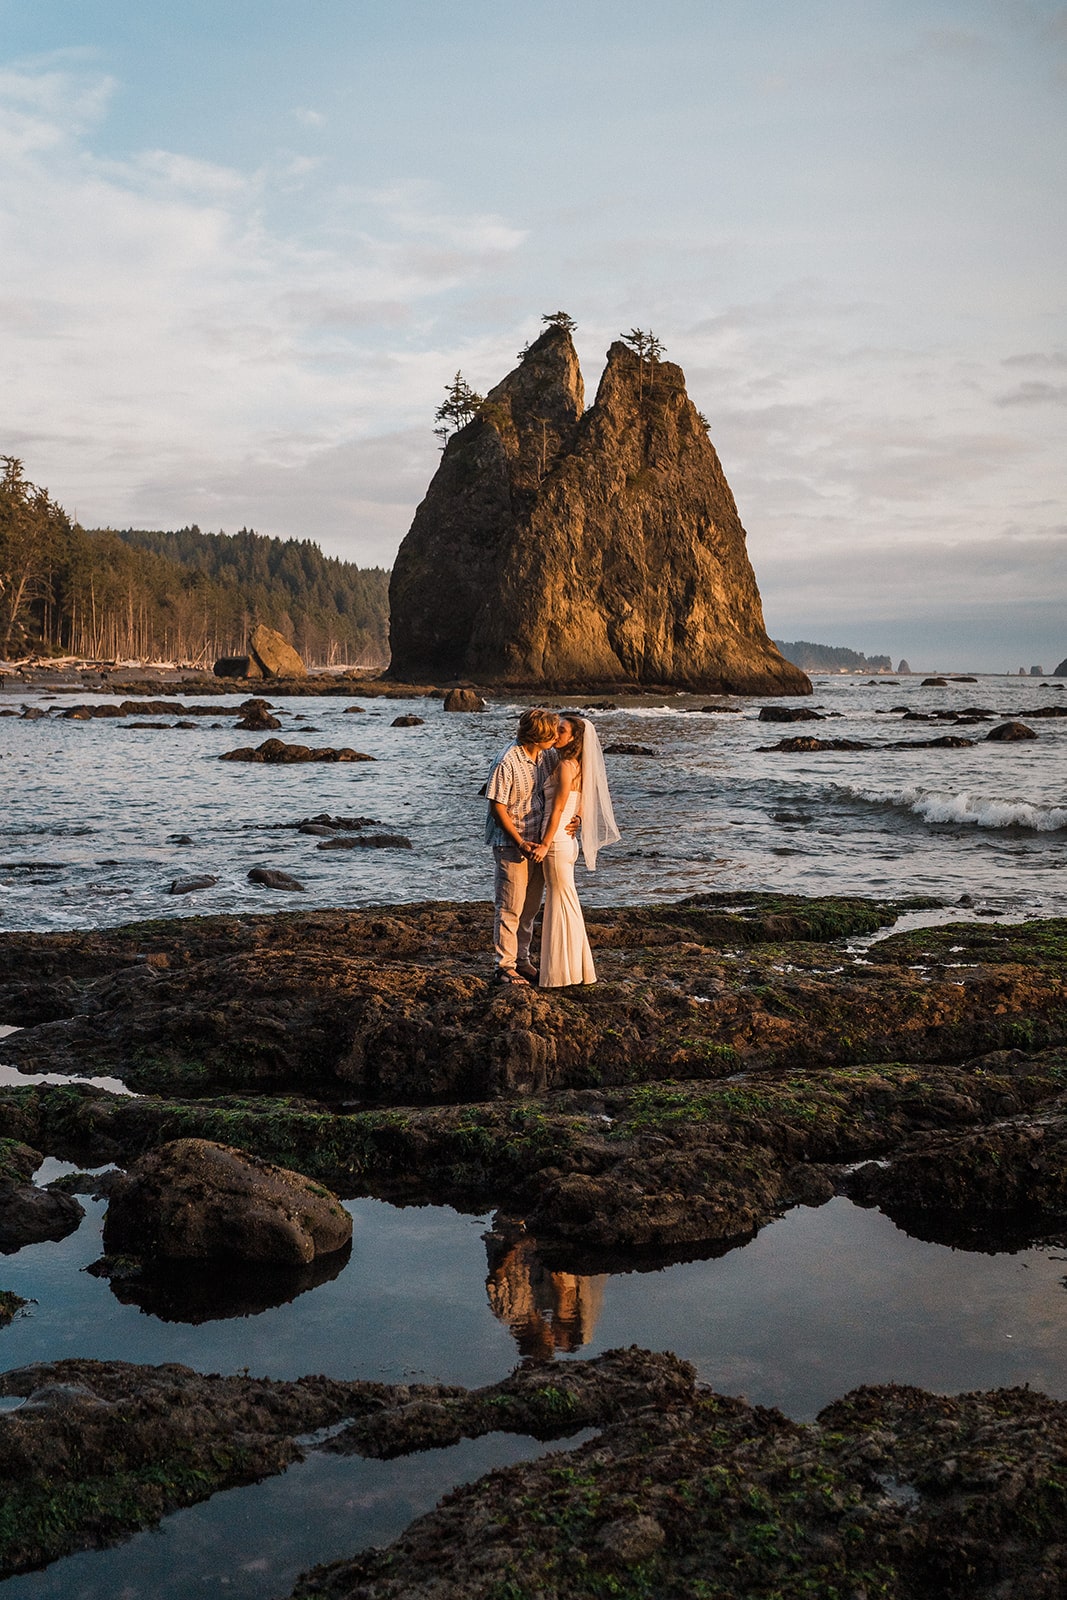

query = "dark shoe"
[[515, 960, 539, 982], [495, 967, 531, 987]]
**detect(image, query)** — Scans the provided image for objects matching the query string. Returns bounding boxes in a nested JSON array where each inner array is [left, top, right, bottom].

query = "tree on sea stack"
[[387, 319, 810, 695], [433, 372, 484, 449]]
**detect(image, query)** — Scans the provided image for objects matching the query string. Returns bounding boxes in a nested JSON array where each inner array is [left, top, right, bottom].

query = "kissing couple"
[[484, 708, 619, 989]]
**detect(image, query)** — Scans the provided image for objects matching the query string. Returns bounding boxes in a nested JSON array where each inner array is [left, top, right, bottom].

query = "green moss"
[[0, 1137, 38, 1186], [0, 1290, 28, 1328], [871, 918, 1067, 970], [0, 1444, 277, 1575]]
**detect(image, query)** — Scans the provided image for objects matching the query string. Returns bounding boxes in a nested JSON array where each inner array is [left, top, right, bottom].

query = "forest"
[[774, 639, 893, 672], [0, 458, 390, 666]]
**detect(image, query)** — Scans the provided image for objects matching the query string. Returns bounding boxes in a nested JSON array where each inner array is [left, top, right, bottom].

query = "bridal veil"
[[578, 718, 620, 870]]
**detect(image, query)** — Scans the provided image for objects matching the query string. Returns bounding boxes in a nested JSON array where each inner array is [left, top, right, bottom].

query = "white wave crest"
[[848, 784, 1067, 832]]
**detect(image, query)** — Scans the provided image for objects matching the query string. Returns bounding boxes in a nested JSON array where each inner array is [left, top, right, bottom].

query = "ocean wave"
[[847, 785, 1067, 833]]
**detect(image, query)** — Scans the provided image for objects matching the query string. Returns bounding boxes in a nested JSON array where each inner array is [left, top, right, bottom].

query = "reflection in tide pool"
[[0, 1431, 595, 1600], [484, 1216, 608, 1358], [1, 1177, 1065, 1597], [2, 1180, 1064, 1417]]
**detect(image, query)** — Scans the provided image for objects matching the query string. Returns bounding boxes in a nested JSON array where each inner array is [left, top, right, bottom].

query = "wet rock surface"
[[247, 867, 306, 891], [221, 737, 373, 763], [292, 1372, 1067, 1600], [168, 873, 218, 895], [0, 894, 1066, 1589], [0, 1138, 84, 1253], [0, 902, 1064, 1257]]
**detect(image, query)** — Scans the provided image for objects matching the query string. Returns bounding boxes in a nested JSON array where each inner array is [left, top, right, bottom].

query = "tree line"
[[0, 458, 389, 666], [774, 639, 892, 672]]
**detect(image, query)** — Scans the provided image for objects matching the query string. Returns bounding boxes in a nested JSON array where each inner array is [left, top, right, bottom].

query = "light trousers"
[[492, 845, 544, 970]]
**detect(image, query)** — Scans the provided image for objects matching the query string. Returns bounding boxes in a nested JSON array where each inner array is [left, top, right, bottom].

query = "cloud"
[[294, 107, 325, 127], [996, 381, 1067, 406], [0, 63, 529, 562]]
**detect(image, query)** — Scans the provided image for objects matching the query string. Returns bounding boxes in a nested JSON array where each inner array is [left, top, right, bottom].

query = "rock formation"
[[1054, 656, 1067, 677], [389, 325, 810, 694], [249, 624, 307, 679], [102, 1139, 351, 1265]]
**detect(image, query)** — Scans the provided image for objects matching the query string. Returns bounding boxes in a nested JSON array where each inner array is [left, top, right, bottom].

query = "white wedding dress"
[[539, 775, 596, 987]]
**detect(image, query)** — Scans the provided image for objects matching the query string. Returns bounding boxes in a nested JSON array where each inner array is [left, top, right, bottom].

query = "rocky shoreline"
[[1, 893, 1065, 1590]]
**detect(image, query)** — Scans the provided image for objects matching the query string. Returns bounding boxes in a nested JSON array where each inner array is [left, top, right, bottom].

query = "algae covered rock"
[[389, 324, 810, 694], [102, 1139, 351, 1265]]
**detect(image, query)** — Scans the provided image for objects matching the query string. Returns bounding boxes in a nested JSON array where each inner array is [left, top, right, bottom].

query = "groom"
[[485, 708, 575, 986]]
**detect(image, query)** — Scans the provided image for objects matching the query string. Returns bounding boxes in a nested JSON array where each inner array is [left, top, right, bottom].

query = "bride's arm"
[[531, 759, 578, 861]]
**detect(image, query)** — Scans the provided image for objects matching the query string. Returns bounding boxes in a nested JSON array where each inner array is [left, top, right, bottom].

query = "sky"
[[1, 0, 1064, 671]]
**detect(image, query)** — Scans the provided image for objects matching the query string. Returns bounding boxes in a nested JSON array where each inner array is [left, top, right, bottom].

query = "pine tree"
[[433, 372, 484, 448]]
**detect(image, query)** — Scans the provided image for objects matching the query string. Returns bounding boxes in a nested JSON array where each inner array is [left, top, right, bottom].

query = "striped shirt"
[[484, 744, 556, 847]]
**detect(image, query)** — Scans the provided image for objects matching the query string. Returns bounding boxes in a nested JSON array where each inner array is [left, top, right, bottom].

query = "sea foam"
[[849, 785, 1067, 833]]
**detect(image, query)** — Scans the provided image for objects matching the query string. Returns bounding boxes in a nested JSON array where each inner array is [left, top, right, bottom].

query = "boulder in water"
[[220, 738, 374, 763], [757, 706, 823, 723], [442, 688, 487, 712], [102, 1139, 351, 1264], [234, 697, 281, 731], [248, 867, 306, 891], [986, 721, 1038, 741]]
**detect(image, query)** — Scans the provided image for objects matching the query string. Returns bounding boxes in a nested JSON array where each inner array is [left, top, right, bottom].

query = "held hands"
[[529, 842, 549, 863]]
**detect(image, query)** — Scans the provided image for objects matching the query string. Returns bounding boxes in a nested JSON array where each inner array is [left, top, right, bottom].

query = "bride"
[[531, 717, 619, 988]]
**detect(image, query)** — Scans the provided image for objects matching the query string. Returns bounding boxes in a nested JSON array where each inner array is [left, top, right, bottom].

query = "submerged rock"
[[986, 720, 1037, 741], [102, 1138, 352, 1265], [220, 738, 373, 763], [248, 867, 305, 891], [234, 697, 281, 731], [757, 705, 823, 722], [316, 833, 412, 850], [168, 875, 218, 895], [389, 324, 810, 694]]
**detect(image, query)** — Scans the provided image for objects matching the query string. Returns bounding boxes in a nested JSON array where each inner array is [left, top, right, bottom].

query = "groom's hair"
[[517, 708, 558, 745]]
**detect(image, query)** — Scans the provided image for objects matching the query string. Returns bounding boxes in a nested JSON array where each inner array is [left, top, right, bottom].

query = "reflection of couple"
[[485, 708, 619, 988], [484, 1217, 606, 1359]]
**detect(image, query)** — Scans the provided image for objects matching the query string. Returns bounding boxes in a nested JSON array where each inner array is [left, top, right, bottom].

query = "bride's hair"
[[557, 717, 585, 775]]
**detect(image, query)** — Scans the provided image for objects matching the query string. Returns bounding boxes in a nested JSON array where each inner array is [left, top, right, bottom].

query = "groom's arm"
[[490, 799, 533, 854]]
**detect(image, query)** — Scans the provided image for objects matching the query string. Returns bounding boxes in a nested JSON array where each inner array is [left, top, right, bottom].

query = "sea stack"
[[388, 324, 810, 694]]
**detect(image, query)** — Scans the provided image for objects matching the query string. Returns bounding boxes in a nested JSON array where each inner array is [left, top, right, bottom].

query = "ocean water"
[[1, 674, 1064, 932]]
